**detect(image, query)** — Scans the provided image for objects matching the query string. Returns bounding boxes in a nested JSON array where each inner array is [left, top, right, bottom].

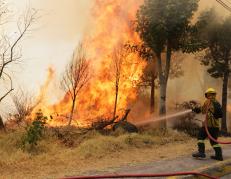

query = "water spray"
[[60, 108, 222, 179], [134, 109, 193, 126], [61, 102, 231, 179]]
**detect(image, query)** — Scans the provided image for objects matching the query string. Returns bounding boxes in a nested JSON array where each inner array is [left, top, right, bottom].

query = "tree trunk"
[[159, 80, 167, 115], [0, 115, 5, 130], [156, 42, 171, 129], [156, 53, 167, 129], [150, 73, 155, 114], [158, 80, 167, 128], [221, 70, 229, 132], [113, 84, 119, 119], [68, 97, 76, 126]]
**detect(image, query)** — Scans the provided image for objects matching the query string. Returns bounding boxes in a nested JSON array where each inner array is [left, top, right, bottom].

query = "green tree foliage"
[[21, 110, 47, 151], [136, 0, 199, 128], [196, 9, 231, 132]]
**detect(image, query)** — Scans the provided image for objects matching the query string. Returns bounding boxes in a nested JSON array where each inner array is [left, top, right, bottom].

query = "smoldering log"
[[113, 109, 138, 133], [89, 109, 138, 133], [91, 116, 119, 130]]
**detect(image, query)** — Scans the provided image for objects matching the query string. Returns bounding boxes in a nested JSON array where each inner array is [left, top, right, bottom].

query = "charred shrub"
[[173, 117, 200, 138], [50, 127, 76, 147], [173, 101, 201, 138], [49, 126, 101, 148]]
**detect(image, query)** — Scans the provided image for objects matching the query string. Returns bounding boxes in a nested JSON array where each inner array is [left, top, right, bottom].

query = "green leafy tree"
[[136, 0, 199, 128], [197, 9, 231, 132]]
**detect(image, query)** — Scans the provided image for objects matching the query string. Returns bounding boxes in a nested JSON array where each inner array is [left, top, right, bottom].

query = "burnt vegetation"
[[173, 101, 201, 137]]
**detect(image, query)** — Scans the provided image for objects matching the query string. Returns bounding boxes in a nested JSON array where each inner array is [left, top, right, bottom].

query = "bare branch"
[[0, 8, 37, 78], [0, 72, 13, 102], [0, 1, 9, 26], [12, 88, 36, 126], [111, 43, 129, 119], [0, 7, 37, 103], [61, 42, 90, 126]]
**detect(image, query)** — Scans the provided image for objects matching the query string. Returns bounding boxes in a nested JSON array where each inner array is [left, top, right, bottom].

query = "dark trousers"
[[197, 127, 223, 158], [198, 127, 219, 146]]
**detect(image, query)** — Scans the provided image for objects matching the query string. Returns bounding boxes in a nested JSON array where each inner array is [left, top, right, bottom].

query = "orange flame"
[[37, 67, 55, 103], [31, 0, 145, 127]]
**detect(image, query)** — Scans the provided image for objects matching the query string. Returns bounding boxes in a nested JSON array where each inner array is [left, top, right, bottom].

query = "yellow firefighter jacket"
[[201, 99, 220, 128]]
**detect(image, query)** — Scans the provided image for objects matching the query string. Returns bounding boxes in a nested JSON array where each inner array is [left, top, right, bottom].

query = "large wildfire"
[[30, 0, 146, 127]]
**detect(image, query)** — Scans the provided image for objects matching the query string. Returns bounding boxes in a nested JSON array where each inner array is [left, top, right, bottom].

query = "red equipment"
[[60, 171, 218, 179], [61, 100, 231, 179], [205, 100, 231, 144]]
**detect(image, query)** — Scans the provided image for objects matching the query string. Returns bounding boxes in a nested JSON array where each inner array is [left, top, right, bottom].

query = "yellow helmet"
[[205, 88, 216, 97]]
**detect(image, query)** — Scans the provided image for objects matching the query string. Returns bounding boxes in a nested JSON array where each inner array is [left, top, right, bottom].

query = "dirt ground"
[[1, 129, 230, 179], [0, 137, 196, 178]]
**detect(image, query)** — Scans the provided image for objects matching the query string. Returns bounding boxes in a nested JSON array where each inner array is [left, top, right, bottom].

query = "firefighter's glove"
[[192, 107, 201, 114]]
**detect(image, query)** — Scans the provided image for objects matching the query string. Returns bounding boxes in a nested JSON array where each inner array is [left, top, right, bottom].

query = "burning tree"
[[125, 43, 157, 114], [28, 1, 146, 127], [125, 42, 184, 115], [61, 43, 90, 126], [136, 0, 199, 128], [112, 44, 129, 119]]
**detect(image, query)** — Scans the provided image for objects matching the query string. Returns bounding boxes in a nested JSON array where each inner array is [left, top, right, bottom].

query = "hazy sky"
[[8, 0, 92, 94], [1, 0, 230, 107], [9, 0, 228, 90]]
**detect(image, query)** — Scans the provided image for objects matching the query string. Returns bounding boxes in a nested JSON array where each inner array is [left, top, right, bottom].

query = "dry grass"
[[0, 128, 199, 179]]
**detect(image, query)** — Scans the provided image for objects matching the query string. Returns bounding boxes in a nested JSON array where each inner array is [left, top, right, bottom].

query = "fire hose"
[[204, 100, 231, 144], [61, 101, 231, 179], [60, 172, 218, 179]]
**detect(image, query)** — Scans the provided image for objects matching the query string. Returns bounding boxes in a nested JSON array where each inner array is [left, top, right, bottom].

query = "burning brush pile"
[[6, 0, 145, 130]]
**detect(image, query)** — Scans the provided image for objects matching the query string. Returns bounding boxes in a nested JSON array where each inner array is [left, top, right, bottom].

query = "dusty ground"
[[1, 129, 229, 179], [0, 141, 196, 179], [93, 144, 231, 179]]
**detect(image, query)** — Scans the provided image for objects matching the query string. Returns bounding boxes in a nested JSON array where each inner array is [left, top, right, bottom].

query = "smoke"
[[199, 0, 231, 17], [4, 0, 230, 126], [8, 0, 93, 93], [167, 0, 231, 106], [130, 0, 231, 123]]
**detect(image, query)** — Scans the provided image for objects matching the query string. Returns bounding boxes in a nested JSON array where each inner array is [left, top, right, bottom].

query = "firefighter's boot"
[[192, 143, 206, 159], [211, 147, 223, 161]]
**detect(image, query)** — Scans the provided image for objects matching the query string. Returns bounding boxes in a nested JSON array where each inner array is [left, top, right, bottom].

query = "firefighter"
[[192, 88, 223, 161]]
